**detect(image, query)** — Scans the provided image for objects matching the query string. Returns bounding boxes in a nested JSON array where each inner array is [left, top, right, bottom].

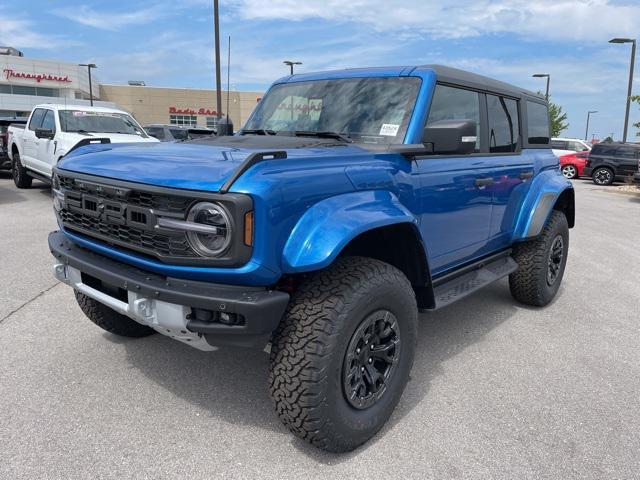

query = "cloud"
[[230, 0, 640, 43], [53, 5, 161, 31], [0, 14, 78, 49]]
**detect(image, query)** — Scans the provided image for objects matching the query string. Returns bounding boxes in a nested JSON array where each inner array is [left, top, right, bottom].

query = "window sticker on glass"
[[379, 124, 400, 136]]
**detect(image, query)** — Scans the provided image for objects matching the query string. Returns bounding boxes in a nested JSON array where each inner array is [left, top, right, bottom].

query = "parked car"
[[559, 151, 589, 179], [144, 124, 216, 142], [49, 65, 574, 452], [0, 117, 27, 170], [583, 141, 640, 185], [551, 137, 591, 157], [7, 104, 158, 188]]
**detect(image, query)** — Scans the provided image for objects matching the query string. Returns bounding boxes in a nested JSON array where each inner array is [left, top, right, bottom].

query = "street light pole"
[[79, 63, 97, 106], [283, 60, 302, 75], [585, 110, 598, 141], [609, 37, 636, 142], [532, 73, 550, 100]]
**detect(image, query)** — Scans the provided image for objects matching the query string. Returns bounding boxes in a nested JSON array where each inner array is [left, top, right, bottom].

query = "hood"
[[64, 132, 158, 145], [57, 136, 368, 192]]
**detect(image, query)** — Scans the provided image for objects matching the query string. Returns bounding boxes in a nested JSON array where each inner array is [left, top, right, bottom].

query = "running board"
[[432, 256, 518, 310], [27, 169, 52, 185]]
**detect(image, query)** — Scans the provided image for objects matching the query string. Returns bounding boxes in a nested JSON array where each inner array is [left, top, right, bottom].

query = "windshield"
[[59, 110, 147, 136], [244, 77, 421, 144]]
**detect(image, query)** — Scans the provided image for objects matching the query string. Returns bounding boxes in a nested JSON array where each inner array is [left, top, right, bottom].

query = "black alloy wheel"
[[342, 309, 401, 410], [546, 235, 564, 286]]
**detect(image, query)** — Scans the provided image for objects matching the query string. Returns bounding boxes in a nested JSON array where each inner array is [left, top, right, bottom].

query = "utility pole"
[[214, 0, 222, 120], [283, 60, 302, 75]]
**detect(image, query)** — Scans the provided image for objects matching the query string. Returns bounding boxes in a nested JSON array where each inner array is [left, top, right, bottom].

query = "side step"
[[27, 169, 52, 185], [432, 256, 518, 310]]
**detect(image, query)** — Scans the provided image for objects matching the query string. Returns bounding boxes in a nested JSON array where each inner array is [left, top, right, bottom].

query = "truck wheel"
[[74, 291, 156, 337], [12, 153, 32, 189], [269, 256, 417, 452], [509, 210, 569, 307], [592, 167, 614, 185]]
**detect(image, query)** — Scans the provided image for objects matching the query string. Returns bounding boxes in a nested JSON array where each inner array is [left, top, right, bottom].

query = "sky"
[[2, 0, 640, 140]]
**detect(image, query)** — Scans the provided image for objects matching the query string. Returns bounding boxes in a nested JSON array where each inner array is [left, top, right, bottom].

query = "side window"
[[526, 101, 550, 145], [487, 95, 519, 153], [426, 84, 480, 153], [28, 109, 46, 131], [616, 146, 636, 159], [551, 140, 566, 149], [40, 110, 56, 132], [145, 127, 165, 140]]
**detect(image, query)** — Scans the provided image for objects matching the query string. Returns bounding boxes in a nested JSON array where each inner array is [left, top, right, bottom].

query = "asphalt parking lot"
[[1, 173, 639, 480]]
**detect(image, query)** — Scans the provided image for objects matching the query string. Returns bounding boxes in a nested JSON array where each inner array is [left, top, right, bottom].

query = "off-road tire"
[[74, 291, 156, 337], [269, 256, 418, 452], [592, 167, 614, 185], [509, 210, 569, 307], [12, 152, 32, 189]]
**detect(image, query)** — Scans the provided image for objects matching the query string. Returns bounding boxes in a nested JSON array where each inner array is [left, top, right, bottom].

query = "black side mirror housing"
[[423, 119, 477, 155], [35, 128, 55, 140]]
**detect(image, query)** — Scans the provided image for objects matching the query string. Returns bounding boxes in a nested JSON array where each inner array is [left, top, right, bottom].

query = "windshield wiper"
[[68, 129, 93, 136], [292, 130, 353, 143], [240, 128, 276, 136]]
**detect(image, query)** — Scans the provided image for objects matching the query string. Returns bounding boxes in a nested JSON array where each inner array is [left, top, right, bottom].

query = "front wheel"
[[561, 164, 577, 179], [509, 210, 569, 307], [12, 152, 32, 189], [269, 257, 417, 452]]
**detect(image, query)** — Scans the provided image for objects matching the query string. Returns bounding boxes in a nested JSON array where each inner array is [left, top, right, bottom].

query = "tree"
[[631, 95, 640, 137], [548, 98, 569, 137], [537, 91, 569, 136]]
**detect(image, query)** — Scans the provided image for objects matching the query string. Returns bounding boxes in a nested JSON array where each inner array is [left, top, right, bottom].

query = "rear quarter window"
[[526, 101, 550, 145]]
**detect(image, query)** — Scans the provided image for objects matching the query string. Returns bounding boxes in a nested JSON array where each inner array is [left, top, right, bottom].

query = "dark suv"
[[583, 142, 640, 185]]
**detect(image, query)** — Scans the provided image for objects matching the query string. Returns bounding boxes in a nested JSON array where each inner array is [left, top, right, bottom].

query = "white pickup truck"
[[7, 104, 158, 188]]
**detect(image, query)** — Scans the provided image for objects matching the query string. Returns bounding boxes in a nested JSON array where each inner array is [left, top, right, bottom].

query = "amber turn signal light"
[[244, 211, 254, 246]]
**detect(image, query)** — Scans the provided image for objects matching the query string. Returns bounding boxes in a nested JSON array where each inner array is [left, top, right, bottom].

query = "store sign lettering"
[[3, 69, 72, 83], [169, 106, 219, 116]]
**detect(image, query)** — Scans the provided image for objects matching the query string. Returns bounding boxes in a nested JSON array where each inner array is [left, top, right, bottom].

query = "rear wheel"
[[561, 164, 577, 179], [592, 167, 614, 185], [509, 210, 569, 307], [12, 152, 32, 189], [269, 257, 417, 452]]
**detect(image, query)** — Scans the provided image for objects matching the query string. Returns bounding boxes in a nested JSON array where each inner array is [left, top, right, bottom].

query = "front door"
[[34, 109, 57, 176], [23, 108, 46, 168], [415, 84, 492, 274]]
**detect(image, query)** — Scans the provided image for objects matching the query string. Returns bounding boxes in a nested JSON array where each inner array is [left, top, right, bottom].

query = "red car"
[[559, 151, 589, 179]]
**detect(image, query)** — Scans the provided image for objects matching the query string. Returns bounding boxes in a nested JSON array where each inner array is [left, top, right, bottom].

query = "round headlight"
[[186, 202, 233, 257]]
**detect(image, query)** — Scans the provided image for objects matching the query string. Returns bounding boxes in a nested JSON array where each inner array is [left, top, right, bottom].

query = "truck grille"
[[56, 173, 199, 260]]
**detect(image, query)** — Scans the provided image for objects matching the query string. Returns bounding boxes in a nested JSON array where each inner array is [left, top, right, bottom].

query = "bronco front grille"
[[56, 173, 200, 261]]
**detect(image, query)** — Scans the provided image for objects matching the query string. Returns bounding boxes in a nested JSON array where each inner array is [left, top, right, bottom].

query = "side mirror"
[[35, 128, 55, 140], [423, 119, 477, 155]]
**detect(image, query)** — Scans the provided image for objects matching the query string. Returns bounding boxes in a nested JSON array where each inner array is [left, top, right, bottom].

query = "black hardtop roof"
[[422, 64, 543, 102], [593, 141, 640, 149]]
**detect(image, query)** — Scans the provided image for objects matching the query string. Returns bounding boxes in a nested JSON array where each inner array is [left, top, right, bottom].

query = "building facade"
[[0, 50, 114, 117], [0, 48, 263, 130], [100, 85, 263, 129]]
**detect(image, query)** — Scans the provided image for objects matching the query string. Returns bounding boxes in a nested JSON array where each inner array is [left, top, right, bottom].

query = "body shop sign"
[[169, 107, 219, 116], [3, 69, 71, 83]]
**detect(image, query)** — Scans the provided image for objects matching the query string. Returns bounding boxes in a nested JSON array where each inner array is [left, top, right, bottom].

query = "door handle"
[[475, 177, 494, 187], [520, 171, 534, 180]]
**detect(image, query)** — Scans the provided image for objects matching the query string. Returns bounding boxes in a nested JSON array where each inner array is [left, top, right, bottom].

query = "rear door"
[[614, 145, 640, 177], [485, 94, 534, 244]]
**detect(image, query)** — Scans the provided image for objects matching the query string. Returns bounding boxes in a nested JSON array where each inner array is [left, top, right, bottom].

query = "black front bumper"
[[49, 231, 289, 347]]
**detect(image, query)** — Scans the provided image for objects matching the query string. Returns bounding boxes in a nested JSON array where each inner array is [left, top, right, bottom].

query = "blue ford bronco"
[[49, 65, 574, 452]]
